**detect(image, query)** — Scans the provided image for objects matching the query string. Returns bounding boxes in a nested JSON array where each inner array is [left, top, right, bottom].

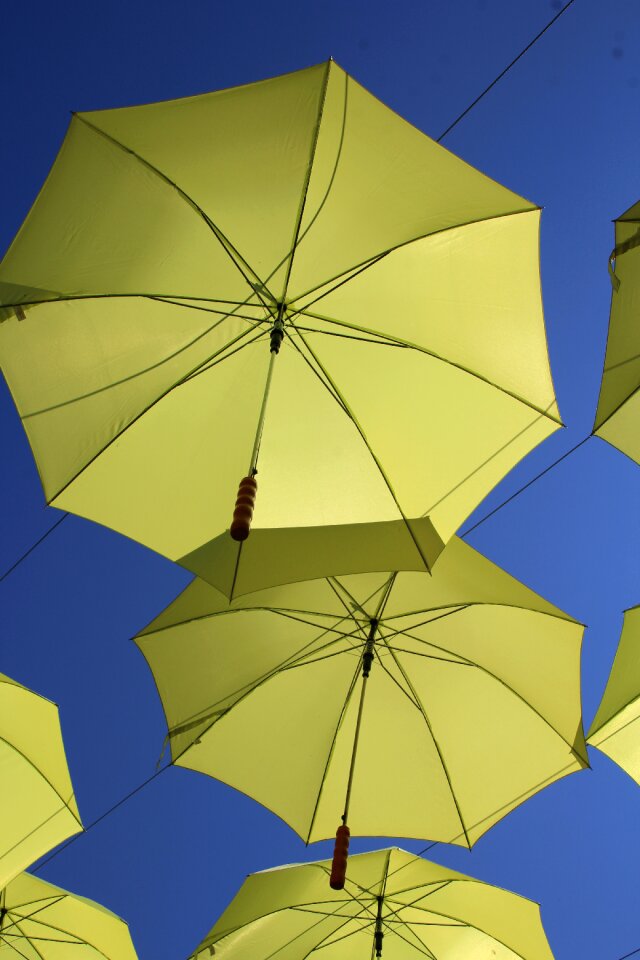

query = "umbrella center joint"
[[269, 303, 286, 354], [374, 895, 384, 958], [362, 619, 379, 677]]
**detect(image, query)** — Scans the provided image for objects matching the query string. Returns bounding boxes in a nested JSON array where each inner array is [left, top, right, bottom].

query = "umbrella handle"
[[229, 476, 257, 541], [329, 823, 350, 889]]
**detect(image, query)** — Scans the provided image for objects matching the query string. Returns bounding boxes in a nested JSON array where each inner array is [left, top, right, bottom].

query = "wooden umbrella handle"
[[229, 476, 257, 541], [329, 823, 350, 889]]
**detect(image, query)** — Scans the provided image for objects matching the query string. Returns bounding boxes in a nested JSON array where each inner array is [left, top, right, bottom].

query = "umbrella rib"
[[148, 296, 269, 323], [279, 60, 332, 304], [260, 901, 370, 960], [139, 603, 365, 641], [267, 607, 367, 644], [385, 888, 534, 960], [285, 328, 434, 573], [602, 349, 640, 374], [382, 881, 454, 919], [594, 382, 640, 434], [0, 734, 81, 829], [310, 917, 374, 953], [381, 921, 439, 959], [326, 576, 391, 623], [392, 622, 588, 760], [0, 292, 255, 310], [0, 898, 67, 937], [241, 62, 348, 303], [23, 314, 266, 419], [290, 207, 538, 310], [290, 322, 409, 348], [0, 933, 34, 960], [381, 605, 471, 641], [280, 68, 348, 277], [43, 318, 264, 503], [177, 328, 271, 385], [379, 639, 472, 847], [420, 400, 562, 520], [8, 920, 55, 960], [167, 614, 366, 752], [372, 649, 422, 711], [304, 659, 363, 843], [589, 702, 640, 747], [9, 908, 120, 960], [212, 861, 376, 942], [284, 327, 350, 413], [293, 308, 558, 422], [75, 115, 276, 310], [166, 625, 358, 742], [0, 800, 80, 866]]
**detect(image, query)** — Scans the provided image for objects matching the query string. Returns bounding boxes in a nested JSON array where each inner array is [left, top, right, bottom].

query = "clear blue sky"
[[1, 1, 640, 958]]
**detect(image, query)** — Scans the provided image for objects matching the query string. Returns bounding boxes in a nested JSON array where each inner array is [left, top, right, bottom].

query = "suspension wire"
[[436, 0, 578, 142], [460, 435, 590, 538], [31, 765, 169, 874], [0, 512, 69, 585], [614, 948, 640, 960]]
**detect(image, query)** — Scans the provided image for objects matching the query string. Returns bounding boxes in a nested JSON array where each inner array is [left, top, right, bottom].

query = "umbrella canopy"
[[0, 60, 559, 571], [137, 537, 587, 861], [0, 871, 138, 960], [0, 672, 82, 889], [587, 604, 640, 783], [188, 846, 555, 960], [594, 198, 640, 462]]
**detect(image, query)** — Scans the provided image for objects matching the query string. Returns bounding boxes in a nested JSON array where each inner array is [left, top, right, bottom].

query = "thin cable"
[[437, 0, 578, 142], [31, 765, 169, 873], [460, 436, 589, 538], [614, 948, 640, 960], [0, 513, 69, 585]]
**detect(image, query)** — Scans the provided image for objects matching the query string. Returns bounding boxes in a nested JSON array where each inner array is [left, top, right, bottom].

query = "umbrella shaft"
[[248, 310, 285, 475], [343, 672, 369, 823], [343, 621, 378, 822], [248, 347, 278, 475]]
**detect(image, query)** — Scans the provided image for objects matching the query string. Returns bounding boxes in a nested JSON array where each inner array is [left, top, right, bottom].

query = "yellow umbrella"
[[594, 198, 640, 462], [0, 672, 82, 889], [587, 605, 640, 782], [137, 536, 587, 887], [0, 871, 138, 960], [188, 846, 555, 960], [0, 61, 559, 574]]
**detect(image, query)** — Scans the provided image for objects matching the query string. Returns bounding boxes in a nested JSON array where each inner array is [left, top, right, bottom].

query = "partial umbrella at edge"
[[0, 672, 82, 889], [187, 846, 555, 960], [594, 198, 640, 463], [588, 605, 640, 783], [0, 60, 559, 577], [0, 871, 138, 960], [136, 536, 588, 867]]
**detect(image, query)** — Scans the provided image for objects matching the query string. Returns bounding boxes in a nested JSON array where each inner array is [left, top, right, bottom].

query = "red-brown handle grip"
[[229, 476, 257, 542], [329, 823, 350, 890]]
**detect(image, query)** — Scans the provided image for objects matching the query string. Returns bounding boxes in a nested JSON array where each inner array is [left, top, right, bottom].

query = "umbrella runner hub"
[[374, 895, 384, 958], [330, 617, 379, 890], [362, 618, 378, 678], [229, 306, 286, 541]]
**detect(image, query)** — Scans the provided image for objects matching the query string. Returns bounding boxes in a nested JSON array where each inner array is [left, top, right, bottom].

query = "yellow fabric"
[[190, 847, 555, 960], [588, 606, 640, 782], [180, 517, 444, 599], [0, 61, 559, 561], [0, 871, 138, 960], [594, 199, 640, 462], [137, 537, 586, 846], [0, 674, 82, 889]]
